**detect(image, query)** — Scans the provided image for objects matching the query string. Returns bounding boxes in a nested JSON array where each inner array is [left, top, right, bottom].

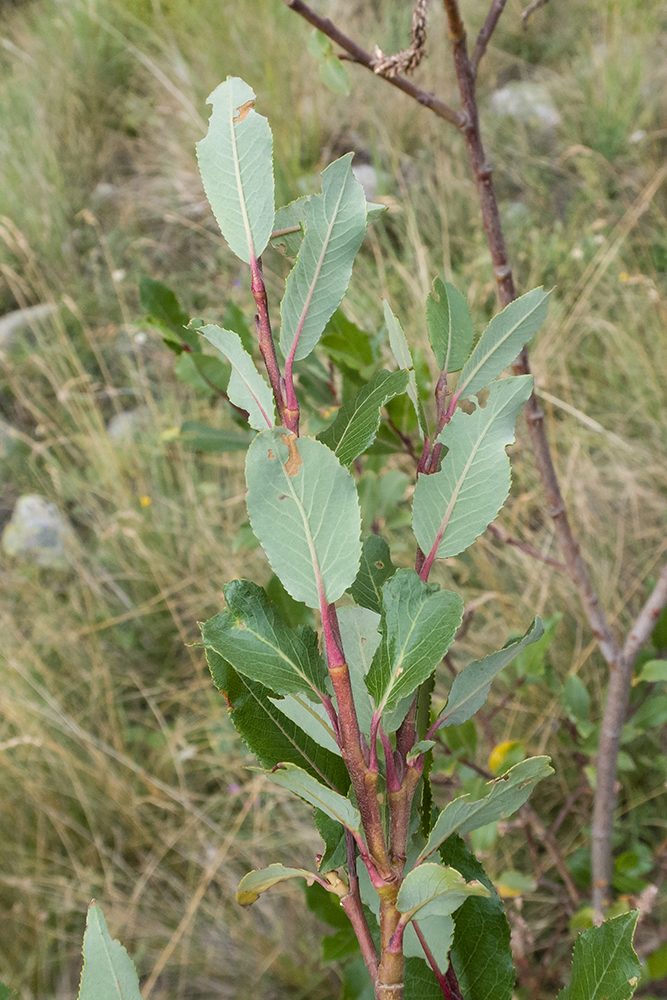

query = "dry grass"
[[1, 0, 666, 995]]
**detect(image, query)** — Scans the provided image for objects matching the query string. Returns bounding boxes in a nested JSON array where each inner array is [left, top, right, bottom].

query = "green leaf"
[[222, 301, 254, 354], [320, 310, 376, 372], [270, 195, 309, 258], [419, 757, 553, 861], [77, 903, 142, 1000], [558, 912, 641, 1000], [412, 375, 533, 561], [245, 428, 362, 608], [366, 570, 464, 716], [366, 203, 387, 224], [634, 659, 667, 685], [268, 694, 341, 755], [337, 605, 381, 734], [201, 580, 328, 698], [200, 325, 275, 430], [189, 352, 231, 393], [265, 573, 314, 629], [513, 612, 561, 678], [266, 762, 362, 834], [404, 915, 454, 973], [383, 299, 428, 437], [407, 740, 435, 764], [398, 863, 490, 922], [455, 287, 549, 400], [319, 54, 351, 95], [404, 957, 447, 1000], [314, 810, 348, 871], [307, 28, 333, 58], [426, 279, 474, 373], [196, 77, 275, 264], [206, 648, 349, 791], [0, 985, 11, 1000], [349, 535, 397, 614], [178, 421, 252, 452], [318, 369, 409, 465], [280, 154, 367, 363], [236, 864, 318, 906], [139, 276, 195, 348], [562, 674, 590, 724], [439, 834, 514, 1000], [436, 619, 544, 728]]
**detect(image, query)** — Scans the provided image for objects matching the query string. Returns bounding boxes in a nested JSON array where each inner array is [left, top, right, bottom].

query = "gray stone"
[[2, 494, 74, 568], [352, 163, 379, 203], [107, 407, 151, 441], [491, 83, 560, 130], [0, 303, 59, 351]]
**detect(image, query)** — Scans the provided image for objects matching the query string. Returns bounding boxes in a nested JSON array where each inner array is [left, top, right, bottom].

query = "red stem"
[[412, 922, 455, 999]]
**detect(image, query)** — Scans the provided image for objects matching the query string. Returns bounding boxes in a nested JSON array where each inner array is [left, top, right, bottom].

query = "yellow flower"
[[139, 495, 152, 508]]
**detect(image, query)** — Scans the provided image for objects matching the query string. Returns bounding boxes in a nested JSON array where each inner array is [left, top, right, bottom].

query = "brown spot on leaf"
[[360, 637, 367, 646], [459, 398, 477, 415], [233, 100, 255, 123], [281, 432, 303, 477], [268, 449, 275, 459], [374, 560, 385, 569], [476, 387, 490, 409]]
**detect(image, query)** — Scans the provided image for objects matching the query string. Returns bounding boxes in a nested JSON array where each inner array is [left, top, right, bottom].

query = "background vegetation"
[[1, 0, 666, 996]]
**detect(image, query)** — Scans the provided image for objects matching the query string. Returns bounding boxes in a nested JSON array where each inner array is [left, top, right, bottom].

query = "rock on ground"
[[2, 494, 74, 568], [491, 82, 560, 130], [0, 303, 59, 351]]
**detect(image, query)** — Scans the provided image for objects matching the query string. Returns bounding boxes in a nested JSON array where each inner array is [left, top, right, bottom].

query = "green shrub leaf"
[[280, 154, 367, 363], [348, 535, 397, 614], [337, 605, 381, 734], [318, 369, 409, 465], [139, 276, 196, 350], [200, 325, 275, 430], [426, 279, 474, 373], [268, 694, 341, 756], [314, 811, 348, 871], [236, 864, 318, 907], [265, 762, 362, 834], [319, 54, 351, 95], [196, 76, 274, 264], [397, 863, 490, 922], [455, 287, 549, 400], [77, 903, 142, 1000], [436, 618, 544, 728], [201, 580, 328, 698], [404, 957, 448, 1000], [245, 429, 361, 608], [365, 570, 464, 716], [178, 422, 252, 452], [383, 300, 428, 436], [420, 757, 553, 861], [439, 834, 514, 1000], [270, 195, 309, 258], [558, 912, 641, 1000], [412, 375, 533, 561], [206, 649, 349, 791]]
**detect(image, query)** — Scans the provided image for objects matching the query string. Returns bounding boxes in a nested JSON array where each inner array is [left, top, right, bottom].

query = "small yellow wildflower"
[[139, 495, 152, 508]]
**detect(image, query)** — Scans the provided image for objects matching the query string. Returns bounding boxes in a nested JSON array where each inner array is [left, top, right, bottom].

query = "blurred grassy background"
[[1, 0, 666, 996]]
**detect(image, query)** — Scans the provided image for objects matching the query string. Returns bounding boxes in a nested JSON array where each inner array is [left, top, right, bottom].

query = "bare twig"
[[592, 562, 667, 915], [487, 522, 566, 571], [284, 0, 465, 129], [470, 0, 508, 77], [342, 830, 379, 983], [522, 0, 551, 29]]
